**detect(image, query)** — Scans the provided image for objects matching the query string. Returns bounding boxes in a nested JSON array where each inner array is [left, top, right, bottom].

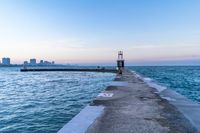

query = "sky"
[[0, 0, 200, 65]]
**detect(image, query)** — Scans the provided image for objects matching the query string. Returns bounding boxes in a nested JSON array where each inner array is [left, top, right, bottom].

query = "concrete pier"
[[20, 68, 117, 73], [59, 69, 200, 133]]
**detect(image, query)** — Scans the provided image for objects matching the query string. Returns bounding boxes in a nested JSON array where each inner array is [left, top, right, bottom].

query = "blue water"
[[0, 67, 115, 133], [129, 66, 200, 103]]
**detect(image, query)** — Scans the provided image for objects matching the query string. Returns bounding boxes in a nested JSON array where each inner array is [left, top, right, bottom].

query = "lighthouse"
[[117, 51, 125, 72]]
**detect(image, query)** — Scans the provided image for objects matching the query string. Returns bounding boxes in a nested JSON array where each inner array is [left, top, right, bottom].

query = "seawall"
[[20, 68, 117, 73], [58, 69, 200, 133]]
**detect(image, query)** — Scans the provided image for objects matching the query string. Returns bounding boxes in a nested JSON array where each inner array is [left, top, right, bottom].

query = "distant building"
[[2, 57, 11, 65], [22, 59, 56, 66], [30, 59, 36, 66], [24, 61, 28, 65], [40, 60, 44, 65], [44, 61, 51, 65]]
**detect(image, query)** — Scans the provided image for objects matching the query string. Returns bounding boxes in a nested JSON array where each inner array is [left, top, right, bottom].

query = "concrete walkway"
[[86, 69, 198, 133]]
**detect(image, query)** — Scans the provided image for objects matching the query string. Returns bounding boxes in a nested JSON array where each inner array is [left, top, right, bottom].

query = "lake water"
[[0, 67, 115, 133]]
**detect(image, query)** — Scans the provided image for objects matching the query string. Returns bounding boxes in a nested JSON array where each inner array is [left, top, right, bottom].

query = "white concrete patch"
[[98, 93, 113, 97], [132, 71, 143, 79], [58, 105, 104, 133], [116, 75, 121, 79], [148, 82, 167, 92], [109, 81, 129, 87], [161, 96, 176, 102]]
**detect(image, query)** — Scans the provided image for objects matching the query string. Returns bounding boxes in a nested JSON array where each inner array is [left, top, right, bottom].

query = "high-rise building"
[[24, 61, 28, 65], [40, 60, 44, 65], [44, 61, 51, 65], [30, 59, 36, 65], [2, 58, 11, 65]]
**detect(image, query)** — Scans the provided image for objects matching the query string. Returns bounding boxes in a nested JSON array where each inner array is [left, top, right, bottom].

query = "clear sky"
[[0, 0, 200, 65]]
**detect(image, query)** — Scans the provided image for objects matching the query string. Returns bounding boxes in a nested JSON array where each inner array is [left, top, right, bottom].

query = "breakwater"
[[20, 68, 117, 73], [59, 69, 200, 133]]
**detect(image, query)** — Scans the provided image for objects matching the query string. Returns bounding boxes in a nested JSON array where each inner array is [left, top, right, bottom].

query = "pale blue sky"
[[0, 0, 200, 65]]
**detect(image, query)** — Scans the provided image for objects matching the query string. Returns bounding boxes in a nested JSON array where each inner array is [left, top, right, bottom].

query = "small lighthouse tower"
[[117, 51, 125, 69]]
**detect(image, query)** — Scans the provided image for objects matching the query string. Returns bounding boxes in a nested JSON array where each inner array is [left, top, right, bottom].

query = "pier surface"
[[59, 69, 200, 133], [20, 68, 117, 73]]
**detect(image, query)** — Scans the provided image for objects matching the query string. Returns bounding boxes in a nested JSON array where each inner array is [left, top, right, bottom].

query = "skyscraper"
[[39, 60, 44, 65], [30, 59, 36, 66], [2, 58, 11, 65]]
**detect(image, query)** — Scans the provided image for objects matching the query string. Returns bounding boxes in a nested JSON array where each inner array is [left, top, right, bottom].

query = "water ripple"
[[0, 67, 115, 133]]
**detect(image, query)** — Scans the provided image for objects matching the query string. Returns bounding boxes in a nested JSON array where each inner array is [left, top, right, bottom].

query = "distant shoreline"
[[0, 65, 23, 67], [0, 64, 69, 67]]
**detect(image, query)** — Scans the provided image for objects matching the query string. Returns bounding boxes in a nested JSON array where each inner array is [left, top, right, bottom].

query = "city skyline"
[[0, 57, 56, 66], [1, 0, 200, 65]]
